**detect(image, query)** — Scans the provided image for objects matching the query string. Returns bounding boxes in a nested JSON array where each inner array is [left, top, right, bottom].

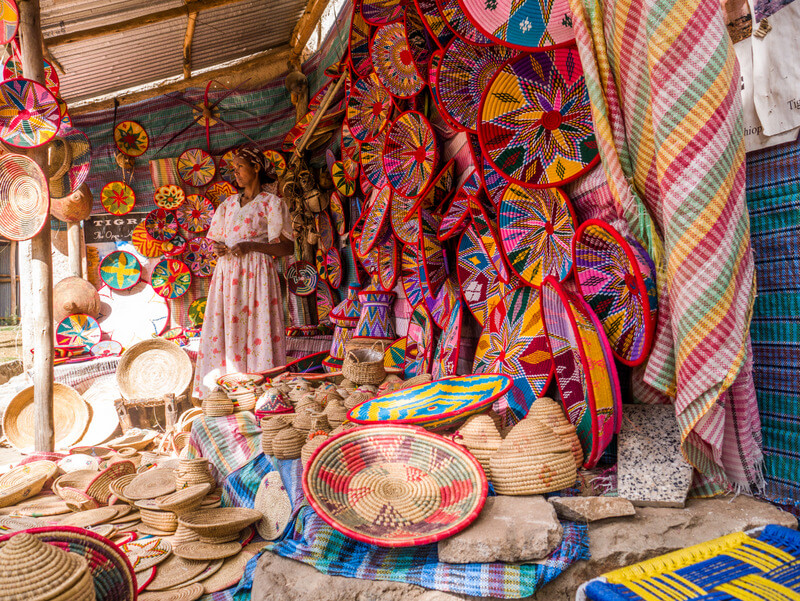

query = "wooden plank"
[[8, 241, 16, 320], [183, 12, 198, 80], [291, 0, 332, 55]]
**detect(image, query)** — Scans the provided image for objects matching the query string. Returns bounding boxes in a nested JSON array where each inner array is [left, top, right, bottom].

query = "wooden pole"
[[66, 222, 81, 277], [8, 241, 16, 322], [182, 12, 198, 80], [18, 0, 55, 452]]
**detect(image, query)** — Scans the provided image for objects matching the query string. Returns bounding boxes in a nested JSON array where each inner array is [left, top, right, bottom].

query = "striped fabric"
[[185, 413, 262, 482], [569, 0, 763, 495]]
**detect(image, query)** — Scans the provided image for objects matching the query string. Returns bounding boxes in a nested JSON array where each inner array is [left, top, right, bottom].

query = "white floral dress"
[[193, 190, 293, 400]]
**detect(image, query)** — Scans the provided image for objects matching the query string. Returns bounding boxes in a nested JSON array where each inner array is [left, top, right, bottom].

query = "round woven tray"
[[139, 583, 204, 601], [125, 467, 176, 500], [156, 483, 212, 514], [58, 506, 118, 528], [143, 555, 209, 592], [0, 460, 57, 508], [4, 383, 89, 450], [201, 542, 266, 595], [116, 338, 193, 401], [173, 541, 241, 561], [12, 494, 71, 517], [86, 460, 136, 504], [178, 508, 262, 543]]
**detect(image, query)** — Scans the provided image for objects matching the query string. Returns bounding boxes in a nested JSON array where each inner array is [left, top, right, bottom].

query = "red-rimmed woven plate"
[[177, 148, 216, 188], [431, 297, 461, 379], [183, 237, 218, 278], [287, 260, 318, 296], [331, 160, 356, 197], [56, 314, 102, 349], [359, 127, 389, 189], [383, 111, 438, 199], [316, 246, 327, 281], [437, 189, 470, 242], [498, 183, 575, 287], [206, 181, 237, 208], [572, 219, 658, 366], [413, 0, 455, 48], [361, 0, 404, 25], [473, 286, 554, 418], [0, 0, 18, 45], [176, 194, 215, 233], [371, 22, 426, 99], [101, 181, 135, 216], [0, 153, 48, 240], [99, 250, 142, 291], [349, 3, 374, 77], [418, 210, 446, 298], [0, 78, 60, 149], [131, 221, 165, 258], [315, 211, 334, 252], [400, 243, 427, 308], [341, 121, 361, 162], [145, 209, 178, 242], [480, 152, 510, 206], [264, 150, 287, 178], [430, 271, 459, 329], [435, 0, 492, 45], [114, 120, 149, 157], [478, 48, 599, 188], [540, 275, 621, 468], [407, 155, 456, 216], [391, 193, 419, 245], [162, 232, 188, 257], [438, 38, 517, 132], [218, 150, 236, 183], [3, 56, 59, 95], [471, 197, 511, 284], [316, 280, 337, 323], [428, 49, 452, 127], [346, 73, 393, 142], [377, 235, 399, 291], [304, 424, 488, 547], [405, 5, 434, 72], [404, 302, 434, 378], [360, 184, 392, 253], [154, 184, 185, 210], [457, 0, 574, 50], [188, 296, 207, 327], [329, 190, 347, 236], [151, 258, 192, 299]]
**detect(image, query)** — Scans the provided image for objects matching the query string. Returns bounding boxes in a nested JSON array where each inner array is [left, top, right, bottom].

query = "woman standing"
[[193, 145, 294, 400]]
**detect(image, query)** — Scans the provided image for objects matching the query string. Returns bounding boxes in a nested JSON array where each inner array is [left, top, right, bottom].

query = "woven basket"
[[178, 507, 262, 544], [116, 338, 193, 401], [454, 415, 503, 478], [0, 460, 58, 508], [342, 348, 385, 385], [4, 383, 89, 450], [323, 400, 348, 428], [156, 483, 212, 514], [109, 473, 137, 503], [272, 428, 306, 460], [59, 487, 100, 511], [527, 397, 583, 467], [168, 523, 200, 545], [86, 460, 136, 504], [301, 434, 328, 469], [53, 469, 96, 497], [343, 391, 372, 410], [398, 373, 432, 390], [202, 391, 234, 417], [125, 467, 176, 500], [291, 410, 314, 432], [139, 507, 178, 532]]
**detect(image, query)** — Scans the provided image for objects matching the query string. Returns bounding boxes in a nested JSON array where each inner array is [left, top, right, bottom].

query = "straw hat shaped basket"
[[527, 397, 584, 467], [178, 507, 262, 544], [453, 415, 502, 479], [117, 338, 193, 401], [0, 460, 58, 508], [342, 347, 385, 386], [3, 383, 89, 450]]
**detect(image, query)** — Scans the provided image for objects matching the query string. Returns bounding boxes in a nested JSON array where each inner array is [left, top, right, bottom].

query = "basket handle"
[[346, 350, 359, 363], [370, 341, 383, 352]]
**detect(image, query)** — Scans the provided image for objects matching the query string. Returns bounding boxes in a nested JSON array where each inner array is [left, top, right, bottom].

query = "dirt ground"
[[0, 325, 22, 364]]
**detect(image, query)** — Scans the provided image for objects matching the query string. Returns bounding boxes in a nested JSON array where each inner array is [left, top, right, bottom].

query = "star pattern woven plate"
[[359, 127, 389, 189], [347, 73, 393, 142], [154, 184, 185, 210], [473, 286, 554, 418], [101, 181, 136, 216], [431, 298, 462, 379], [163, 232, 188, 257], [413, 0, 455, 48], [438, 38, 517, 132], [400, 244, 427, 308], [325, 247, 341, 288], [419, 211, 447, 298], [377, 235, 399, 291], [404, 302, 434, 378], [0, 78, 60, 149], [408, 156, 456, 215], [183, 237, 218, 278], [331, 160, 356, 197], [361, 0, 404, 25], [371, 22, 426, 99], [206, 181, 237, 207], [131, 221, 165, 258], [430, 271, 459, 329], [150, 258, 192, 299], [145, 209, 178, 242], [499, 184, 575, 287], [0, 0, 18, 45], [471, 197, 511, 284], [188, 296, 207, 327], [349, 3, 374, 77], [390, 193, 419, 245], [218, 150, 236, 183], [478, 48, 599, 188], [572, 219, 658, 366], [315, 211, 334, 251], [436, 0, 492, 44], [114, 121, 149, 157], [176, 194, 215, 233], [56, 314, 102, 349], [383, 111, 437, 199], [99, 251, 142, 290], [0, 153, 49, 241], [264, 150, 287, 178], [303, 425, 488, 547], [3, 56, 59, 95], [316, 280, 337, 323], [177, 148, 216, 187]]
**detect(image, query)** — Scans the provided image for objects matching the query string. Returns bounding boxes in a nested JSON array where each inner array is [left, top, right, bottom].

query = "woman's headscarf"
[[233, 145, 277, 182]]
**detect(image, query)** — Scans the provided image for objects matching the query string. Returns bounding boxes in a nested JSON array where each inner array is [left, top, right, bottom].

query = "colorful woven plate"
[[349, 3, 374, 77], [176, 194, 215, 233], [304, 424, 488, 547], [145, 208, 178, 242], [383, 338, 406, 370], [359, 127, 389, 189], [55, 314, 101, 349], [151, 258, 192, 299], [316, 280, 337, 322], [154, 184, 185, 210], [0, 153, 48, 241], [331, 160, 356, 197], [390, 194, 419, 245], [177, 148, 216, 187], [432, 297, 462, 379], [114, 121, 149, 157], [436, 0, 492, 44], [131, 221, 165, 258], [361, 0, 404, 25], [457, 0, 574, 50], [377, 235, 399, 291], [48, 126, 91, 199], [471, 197, 511, 284], [540, 275, 621, 468], [349, 373, 512, 429], [404, 302, 434, 378], [419, 212, 447, 298], [456, 224, 513, 327], [430, 271, 459, 328], [405, 5, 435, 69], [326, 247, 342, 288], [473, 286, 554, 418], [206, 181, 237, 208], [400, 244, 427, 308], [413, 0, 455, 48], [0, 78, 60, 149], [264, 150, 287, 178], [481, 152, 510, 205], [3, 56, 59, 95], [371, 22, 426, 99], [315, 211, 334, 252], [383, 111, 437, 199], [100, 181, 136, 216], [183, 237, 218, 278], [99, 250, 142, 291], [329, 191, 347, 236], [498, 184, 575, 287], [218, 150, 236, 183], [438, 39, 516, 132], [478, 48, 599, 188], [188, 296, 207, 327], [90, 340, 123, 357], [346, 73, 393, 142], [341, 121, 361, 162], [0, 0, 18, 45], [572, 219, 658, 366], [96, 282, 170, 347], [287, 261, 318, 296], [361, 184, 392, 253], [407, 155, 456, 216]]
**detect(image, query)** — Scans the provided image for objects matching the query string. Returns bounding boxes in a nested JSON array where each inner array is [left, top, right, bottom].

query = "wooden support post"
[[18, 0, 55, 452], [8, 241, 16, 323], [183, 12, 198, 80], [66, 222, 81, 277]]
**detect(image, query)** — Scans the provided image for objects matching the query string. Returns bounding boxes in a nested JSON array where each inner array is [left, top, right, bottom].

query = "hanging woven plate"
[[329, 191, 347, 236], [361, 0, 404, 25], [498, 184, 575, 287], [0, 79, 60, 149], [188, 296, 207, 327], [47, 127, 91, 199], [473, 286, 554, 418], [331, 160, 356, 197], [162, 232, 188, 257], [407, 155, 456, 216], [471, 197, 511, 284], [478, 48, 599, 188], [131, 221, 165, 258], [438, 39, 517, 132], [377, 235, 399, 291], [316, 246, 327, 281], [359, 127, 389, 189], [56, 314, 102, 349], [437, 189, 470, 242], [341, 121, 361, 162], [218, 150, 236, 183], [383, 111, 438, 199], [206, 181, 236, 208], [263, 150, 287, 178], [304, 424, 487, 547], [154, 184, 185, 210], [3, 56, 59, 95], [404, 302, 434, 378], [349, 3, 374, 77], [145, 209, 178, 242], [540, 275, 621, 468], [400, 244, 428, 307], [413, 0, 455, 48], [419, 211, 446, 298], [427, 50, 452, 126], [283, 110, 313, 152], [151, 258, 192, 299], [99, 250, 142, 291], [97, 282, 170, 347], [177, 148, 216, 188], [0, 153, 48, 241], [287, 261, 318, 296], [347, 73, 393, 142], [572, 219, 658, 366], [101, 181, 136, 216], [315, 211, 334, 252], [481, 153, 509, 206], [435, 0, 492, 44], [431, 298, 461, 379], [0, 0, 18, 45], [360, 184, 392, 253], [176, 194, 215, 233], [371, 22, 426, 99], [317, 280, 337, 323], [183, 237, 218, 278], [90, 340, 123, 357], [384, 338, 406, 369], [457, 0, 574, 50], [113, 120, 149, 157], [430, 271, 459, 328], [56, 95, 71, 129], [390, 193, 419, 245]]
